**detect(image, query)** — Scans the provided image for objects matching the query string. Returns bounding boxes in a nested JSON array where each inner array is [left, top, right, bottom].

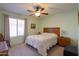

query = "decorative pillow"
[[0, 41, 8, 52], [41, 33, 57, 37]]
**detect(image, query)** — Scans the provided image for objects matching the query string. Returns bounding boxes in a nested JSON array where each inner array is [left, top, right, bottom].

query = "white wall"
[[39, 10, 78, 46]]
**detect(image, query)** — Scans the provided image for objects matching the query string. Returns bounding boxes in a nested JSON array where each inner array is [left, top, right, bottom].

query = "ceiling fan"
[[27, 4, 48, 17]]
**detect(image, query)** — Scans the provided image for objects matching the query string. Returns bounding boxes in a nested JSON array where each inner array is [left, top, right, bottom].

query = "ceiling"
[[0, 3, 78, 16]]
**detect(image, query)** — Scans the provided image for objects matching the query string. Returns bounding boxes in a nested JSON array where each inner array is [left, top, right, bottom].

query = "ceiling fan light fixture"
[[27, 3, 48, 17], [35, 12, 40, 16]]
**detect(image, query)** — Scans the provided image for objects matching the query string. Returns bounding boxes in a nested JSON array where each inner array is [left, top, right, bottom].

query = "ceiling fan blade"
[[27, 10, 34, 12], [41, 8, 45, 11], [42, 13, 48, 15]]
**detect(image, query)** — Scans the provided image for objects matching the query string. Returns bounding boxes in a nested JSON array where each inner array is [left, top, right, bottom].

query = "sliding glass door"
[[9, 18, 17, 37], [9, 17, 25, 46]]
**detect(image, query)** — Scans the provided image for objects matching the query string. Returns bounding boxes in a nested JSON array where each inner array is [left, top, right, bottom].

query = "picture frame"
[[31, 23, 36, 29]]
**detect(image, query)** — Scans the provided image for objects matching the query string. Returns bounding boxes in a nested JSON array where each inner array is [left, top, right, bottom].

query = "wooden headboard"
[[43, 27, 60, 37]]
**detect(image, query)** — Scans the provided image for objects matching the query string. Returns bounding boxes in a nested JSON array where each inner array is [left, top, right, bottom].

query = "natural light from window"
[[9, 18, 25, 37]]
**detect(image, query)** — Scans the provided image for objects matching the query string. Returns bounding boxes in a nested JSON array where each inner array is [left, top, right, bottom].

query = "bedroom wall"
[[39, 10, 78, 47], [27, 16, 39, 35], [0, 10, 3, 34]]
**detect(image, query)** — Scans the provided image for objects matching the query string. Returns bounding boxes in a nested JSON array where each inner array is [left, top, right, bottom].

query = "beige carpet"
[[8, 44, 64, 56]]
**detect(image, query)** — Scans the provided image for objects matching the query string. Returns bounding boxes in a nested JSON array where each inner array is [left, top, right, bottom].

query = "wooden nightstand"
[[58, 36, 71, 47]]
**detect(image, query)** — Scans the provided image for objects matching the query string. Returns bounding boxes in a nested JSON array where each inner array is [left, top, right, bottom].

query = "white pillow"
[[41, 33, 57, 37]]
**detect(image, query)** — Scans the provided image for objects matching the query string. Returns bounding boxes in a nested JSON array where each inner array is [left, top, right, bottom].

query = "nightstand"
[[58, 36, 71, 47]]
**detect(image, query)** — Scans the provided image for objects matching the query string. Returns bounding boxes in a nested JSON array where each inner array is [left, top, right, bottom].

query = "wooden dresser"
[[58, 36, 71, 47]]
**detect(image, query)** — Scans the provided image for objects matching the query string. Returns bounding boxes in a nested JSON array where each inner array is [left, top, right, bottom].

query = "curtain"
[[3, 15, 10, 46], [24, 19, 28, 42]]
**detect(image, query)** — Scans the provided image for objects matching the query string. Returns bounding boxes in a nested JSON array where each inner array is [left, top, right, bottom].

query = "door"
[[9, 17, 25, 46]]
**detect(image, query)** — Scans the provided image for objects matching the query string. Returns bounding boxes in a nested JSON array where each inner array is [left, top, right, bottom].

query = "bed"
[[25, 27, 60, 56]]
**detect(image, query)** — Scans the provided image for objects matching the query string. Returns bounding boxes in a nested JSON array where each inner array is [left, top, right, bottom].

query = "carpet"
[[8, 43, 64, 56]]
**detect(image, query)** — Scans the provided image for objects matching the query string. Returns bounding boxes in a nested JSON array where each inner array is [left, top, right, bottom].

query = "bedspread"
[[25, 33, 57, 55]]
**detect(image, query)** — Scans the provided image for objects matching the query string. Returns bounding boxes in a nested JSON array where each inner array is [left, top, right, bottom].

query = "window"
[[9, 18, 25, 37], [18, 19, 25, 36]]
